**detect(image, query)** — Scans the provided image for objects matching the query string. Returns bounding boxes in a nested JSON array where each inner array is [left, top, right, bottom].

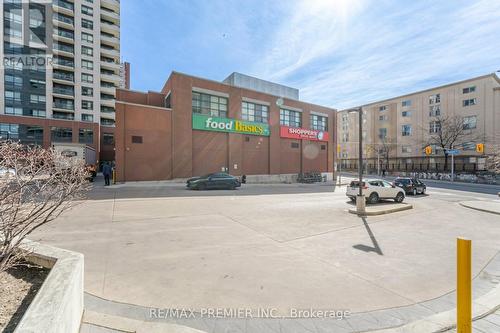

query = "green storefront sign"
[[192, 113, 270, 136]]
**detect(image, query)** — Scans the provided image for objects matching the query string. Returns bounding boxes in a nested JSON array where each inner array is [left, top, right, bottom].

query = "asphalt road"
[[340, 172, 500, 195]]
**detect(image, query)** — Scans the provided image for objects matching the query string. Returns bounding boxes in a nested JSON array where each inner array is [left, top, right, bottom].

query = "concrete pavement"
[[460, 200, 500, 215], [30, 180, 500, 332]]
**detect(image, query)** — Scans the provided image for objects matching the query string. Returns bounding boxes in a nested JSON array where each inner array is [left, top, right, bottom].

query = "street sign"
[[476, 143, 484, 153], [446, 149, 460, 155]]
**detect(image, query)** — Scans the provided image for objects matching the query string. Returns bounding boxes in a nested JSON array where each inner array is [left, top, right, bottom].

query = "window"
[[0, 123, 43, 145], [429, 105, 441, 117], [291, 142, 299, 148], [82, 46, 93, 56], [280, 109, 302, 128], [81, 114, 93, 122], [5, 74, 22, 87], [51, 127, 72, 142], [82, 73, 93, 83], [82, 100, 93, 110], [342, 133, 349, 142], [103, 133, 114, 145], [241, 101, 268, 123], [82, 18, 93, 30], [462, 98, 477, 107], [5, 90, 21, 103], [429, 94, 440, 104], [463, 86, 476, 94], [378, 128, 387, 139], [30, 78, 45, 89], [429, 121, 441, 133], [30, 94, 46, 104], [462, 116, 477, 130], [131, 136, 143, 144], [82, 59, 93, 70], [310, 114, 327, 131], [461, 142, 476, 151], [82, 86, 93, 97], [402, 110, 411, 117], [5, 107, 22, 115], [401, 125, 412, 136], [379, 115, 388, 121], [191, 91, 228, 118], [79, 129, 93, 144], [81, 4, 93, 16], [321, 145, 326, 150], [402, 100, 412, 107], [82, 32, 93, 43], [401, 146, 412, 153], [379, 105, 387, 111]]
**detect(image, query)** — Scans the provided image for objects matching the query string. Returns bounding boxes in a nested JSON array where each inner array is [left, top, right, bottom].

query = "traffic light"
[[476, 143, 484, 153], [425, 146, 432, 155]]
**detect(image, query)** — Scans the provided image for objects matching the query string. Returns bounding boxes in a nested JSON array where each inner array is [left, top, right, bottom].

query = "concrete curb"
[[459, 201, 500, 216], [14, 240, 84, 333], [348, 203, 413, 216]]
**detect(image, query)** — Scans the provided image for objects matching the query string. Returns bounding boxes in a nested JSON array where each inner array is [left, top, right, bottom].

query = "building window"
[[103, 133, 114, 145], [463, 86, 476, 94], [378, 128, 387, 139], [5, 74, 23, 87], [81, 4, 93, 16], [462, 116, 477, 130], [82, 18, 93, 30], [0, 123, 43, 145], [342, 133, 349, 142], [131, 135, 143, 144], [429, 121, 441, 133], [291, 142, 299, 148], [79, 129, 93, 144], [429, 94, 441, 104], [462, 98, 477, 107], [82, 73, 93, 83], [82, 46, 93, 56], [82, 100, 93, 110], [402, 110, 411, 117], [241, 101, 268, 123], [402, 146, 412, 153], [379, 105, 387, 111], [402, 100, 412, 107], [402, 125, 412, 136], [51, 127, 72, 143], [82, 59, 93, 70], [29, 78, 45, 89], [82, 32, 93, 43], [5, 107, 22, 115], [429, 105, 441, 117], [5, 90, 21, 103], [191, 91, 228, 118], [280, 109, 301, 128], [310, 114, 327, 131], [82, 86, 93, 97], [379, 115, 388, 121], [81, 114, 93, 122]]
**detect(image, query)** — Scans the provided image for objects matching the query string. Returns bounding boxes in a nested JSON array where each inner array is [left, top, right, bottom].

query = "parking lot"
[[32, 179, 500, 316]]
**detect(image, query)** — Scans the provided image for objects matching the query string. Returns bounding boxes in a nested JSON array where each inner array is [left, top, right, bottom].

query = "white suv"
[[346, 179, 405, 204]]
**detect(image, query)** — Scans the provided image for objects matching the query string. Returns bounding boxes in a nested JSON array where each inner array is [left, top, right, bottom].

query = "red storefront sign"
[[280, 126, 329, 141]]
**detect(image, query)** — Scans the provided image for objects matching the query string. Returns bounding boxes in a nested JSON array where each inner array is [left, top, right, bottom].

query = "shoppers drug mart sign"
[[280, 126, 329, 141], [192, 113, 270, 136]]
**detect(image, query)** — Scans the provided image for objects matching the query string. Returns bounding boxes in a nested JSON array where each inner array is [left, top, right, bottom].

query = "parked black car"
[[394, 177, 426, 195], [187, 173, 241, 190]]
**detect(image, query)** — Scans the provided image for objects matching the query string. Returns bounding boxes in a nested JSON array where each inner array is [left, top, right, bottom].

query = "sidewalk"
[[460, 200, 500, 215]]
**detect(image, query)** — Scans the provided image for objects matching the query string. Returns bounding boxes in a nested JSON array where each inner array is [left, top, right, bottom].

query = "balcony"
[[53, 0, 74, 16], [52, 56, 74, 71], [100, 84, 116, 95], [53, 70, 74, 83], [100, 34, 120, 48], [53, 43, 74, 58], [53, 86, 75, 98], [100, 99, 115, 108], [100, 46, 120, 59], [52, 111, 75, 121], [100, 57, 120, 71], [53, 13, 74, 30], [100, 72, 120, 84], [101, 0, 120, 12], [100, 118, 116, 127], [100, 6, 120, 22], [53, 29, 74, 44], [100, 20, 120, 34], [53, 98, 75, 111]]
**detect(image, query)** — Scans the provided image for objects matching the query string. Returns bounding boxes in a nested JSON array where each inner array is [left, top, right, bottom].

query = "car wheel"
[[198, 183, 207, 191], [368, 192, 379, 204], [395, 192, 405, 203], [422, 188, 426, 194], [412, 188, 417, 196]]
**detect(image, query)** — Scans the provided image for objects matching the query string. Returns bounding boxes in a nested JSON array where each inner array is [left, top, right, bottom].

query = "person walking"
[[102, 162, 112, 186]]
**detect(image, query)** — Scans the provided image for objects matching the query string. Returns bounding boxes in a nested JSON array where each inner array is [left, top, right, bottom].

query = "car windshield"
[[396, 179, 411, 185]]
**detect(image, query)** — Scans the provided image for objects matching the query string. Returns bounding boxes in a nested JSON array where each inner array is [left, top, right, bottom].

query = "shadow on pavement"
[[353, 216, 384, 255]]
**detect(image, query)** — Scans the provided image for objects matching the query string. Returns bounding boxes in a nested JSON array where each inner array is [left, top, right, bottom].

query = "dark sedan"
[[394, 177, 426, 195], [187, 173, 241, 190]]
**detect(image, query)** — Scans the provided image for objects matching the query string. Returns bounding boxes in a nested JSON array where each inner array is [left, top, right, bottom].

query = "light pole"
[[348, 107, 365, 214]]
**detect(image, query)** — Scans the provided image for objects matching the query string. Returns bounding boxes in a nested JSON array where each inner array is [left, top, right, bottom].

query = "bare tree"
[[0, 142, 90, 272], [367, 138, 397, 171], [424, 115, 478, 171], [487, 144, 500, 174]]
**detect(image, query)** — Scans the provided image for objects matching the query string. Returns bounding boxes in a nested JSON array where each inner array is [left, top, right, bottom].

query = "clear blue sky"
[[121, 0, 500, 109]]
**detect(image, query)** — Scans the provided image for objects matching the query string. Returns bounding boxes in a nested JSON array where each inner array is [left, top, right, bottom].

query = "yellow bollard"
[[112, 169, 116, 185], [457, 238, 472, 333]]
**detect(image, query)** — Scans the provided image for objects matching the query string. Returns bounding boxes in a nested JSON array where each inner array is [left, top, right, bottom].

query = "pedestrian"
[[102, 162, 112, 186], [382, 169, 386, 177]]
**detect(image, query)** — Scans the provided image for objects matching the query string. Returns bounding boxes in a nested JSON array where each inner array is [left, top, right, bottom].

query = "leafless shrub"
[[0, 141, 90, 272]]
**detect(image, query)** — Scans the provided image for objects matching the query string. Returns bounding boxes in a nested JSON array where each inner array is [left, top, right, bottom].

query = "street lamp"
[[347, 107, 365, 214]]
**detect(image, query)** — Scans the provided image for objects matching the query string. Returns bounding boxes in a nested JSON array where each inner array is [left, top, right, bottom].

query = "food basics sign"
[[192, 113, 270, 136], [280, 126, 329, 141]]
